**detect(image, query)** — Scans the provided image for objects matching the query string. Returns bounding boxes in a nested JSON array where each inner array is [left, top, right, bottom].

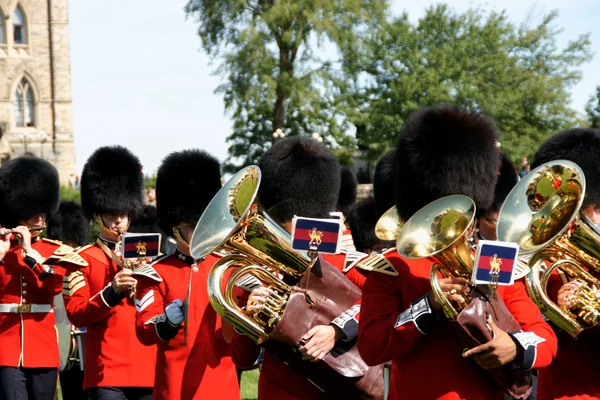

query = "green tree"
[[185, 0, 387, 172], [353, 5, 592, 162], [585, 86, 600, 129]]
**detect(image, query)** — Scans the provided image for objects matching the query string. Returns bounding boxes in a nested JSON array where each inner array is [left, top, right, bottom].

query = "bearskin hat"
[[258, 137, 341, 222], [395, 105, 500, 221], [80, 146, 144, 218], [156, 149, 221, 232], [0, 157, 59, 227], [346, 196, 380, 253], [46, 201, 91, 247], [492, 152, 519, 212], [373, 149, 396, 218], [337, 167, 358, 214], [532, 128, 600, 208]]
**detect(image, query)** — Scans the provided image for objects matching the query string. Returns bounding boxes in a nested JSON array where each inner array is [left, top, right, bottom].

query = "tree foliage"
[[185, 0, 387, 172], [585, 86, 600, 129], [352, 5, 592, 162]]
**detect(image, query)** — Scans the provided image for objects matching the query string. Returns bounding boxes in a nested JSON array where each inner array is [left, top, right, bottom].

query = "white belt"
[[0, 304, 52, 313]]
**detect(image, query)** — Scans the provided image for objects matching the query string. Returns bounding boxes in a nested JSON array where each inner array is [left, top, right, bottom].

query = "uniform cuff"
[[508, 330, 546, 370], [394, 294, 442, 334], [156, 316, 180, 340], [331, 304, 360, 341], [101, 285, 124, 308]]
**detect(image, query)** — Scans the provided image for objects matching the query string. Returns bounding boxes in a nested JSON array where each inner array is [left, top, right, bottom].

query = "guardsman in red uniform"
[[135, 149, 240, 400], [63, 146, 156, 400], [530, 128, 600, 400], [358, 106, 558, 400], [0, 157, 65, 400], [233, 137, 375, 399], [46, 200, 92, 400]]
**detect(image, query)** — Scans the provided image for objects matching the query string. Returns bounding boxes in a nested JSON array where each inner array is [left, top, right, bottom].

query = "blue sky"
[[69, 0, 600, 175]]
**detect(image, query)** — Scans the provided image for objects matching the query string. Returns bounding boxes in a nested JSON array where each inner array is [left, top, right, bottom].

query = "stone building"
[[0, 0, 76, 185]]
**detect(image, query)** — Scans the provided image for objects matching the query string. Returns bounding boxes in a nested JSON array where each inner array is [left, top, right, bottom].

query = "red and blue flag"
[[291, 217, 343, 254], [473, 240, 519, 286], [122, 233, 161, 259]]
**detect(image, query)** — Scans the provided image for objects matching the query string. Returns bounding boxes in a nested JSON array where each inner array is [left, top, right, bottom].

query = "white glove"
[[165, 299, 184, 327]]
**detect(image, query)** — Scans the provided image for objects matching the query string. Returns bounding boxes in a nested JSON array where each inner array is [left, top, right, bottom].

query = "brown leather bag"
[[450, 287, 533, 399], [262, 255, 384, 400]]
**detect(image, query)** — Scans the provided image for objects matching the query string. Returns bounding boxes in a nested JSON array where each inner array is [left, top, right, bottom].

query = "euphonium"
[[190, 166, 384, 399], [496, 160, 600, 337], [395, 195, 476, 319], [189, 165, 314, 342]]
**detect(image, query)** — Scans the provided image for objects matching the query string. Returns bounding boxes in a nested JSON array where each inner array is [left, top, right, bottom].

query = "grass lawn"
[[56, 369, 260, 400]]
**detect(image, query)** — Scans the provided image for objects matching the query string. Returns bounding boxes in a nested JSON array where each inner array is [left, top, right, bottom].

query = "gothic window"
[[15, 78, 35, 128], [0, 13, 5, 44], [13, 5, 25, 44]]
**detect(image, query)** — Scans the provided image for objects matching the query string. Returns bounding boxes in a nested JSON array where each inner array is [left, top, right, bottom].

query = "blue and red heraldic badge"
[[291, 216, 344, 254], [472, 240, 519, 286]]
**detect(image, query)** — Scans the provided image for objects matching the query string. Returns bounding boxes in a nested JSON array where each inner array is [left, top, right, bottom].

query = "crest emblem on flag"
[[122, 233, 162, 260], [472, 240, 519, 286], [291, 216, 343, 254]]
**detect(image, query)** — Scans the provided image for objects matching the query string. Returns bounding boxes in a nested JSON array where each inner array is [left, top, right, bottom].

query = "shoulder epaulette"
[[342, 250, 369, 273], [513, 258, 531, 281], [56, 244, 94, 268], [42, 237, 63, 246], [356, 249, 399, 276], [131, 263, 163, 282]]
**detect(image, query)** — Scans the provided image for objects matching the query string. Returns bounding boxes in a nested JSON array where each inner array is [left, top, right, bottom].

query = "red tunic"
[[135, 251, 240, 400], [63, 242, 156, 389], [536, 273, 600, 400], [232, 253, 366, 400], [0, 238, 63, 368], [358, 250, 558, 400]]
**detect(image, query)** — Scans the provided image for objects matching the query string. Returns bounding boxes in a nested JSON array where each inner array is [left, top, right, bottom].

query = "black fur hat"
[[346, 196, 380, 253], [46, 201, 91, 247], [373, 149, 396, 218], [492, 152, 519, 212], [258, 137, 341, 222], [337, 167, 358, 214], [395, 105, 500, 221], [0, 157, 59, 227], [532, 128, 600, 208], [129, 205, 159, 233], [80, 146, 144, 218], [156, 149, 221, 232]]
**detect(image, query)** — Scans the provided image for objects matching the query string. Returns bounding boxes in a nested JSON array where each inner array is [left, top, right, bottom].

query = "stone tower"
[[0, 0, 76, 185]]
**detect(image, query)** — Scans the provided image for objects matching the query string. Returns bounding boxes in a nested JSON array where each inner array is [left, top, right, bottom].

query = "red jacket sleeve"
[[135, 276, 178, 345], [358, 270, 437, 366], [63, 261, 122, 328], [15, 247, 65, 297], [503, 280, 558, 369]]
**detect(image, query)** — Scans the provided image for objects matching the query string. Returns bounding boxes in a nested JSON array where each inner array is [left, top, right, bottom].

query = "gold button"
[[22, 282, 27, 287], [22, 299, 27, 304], [22, 290, 27, 295]]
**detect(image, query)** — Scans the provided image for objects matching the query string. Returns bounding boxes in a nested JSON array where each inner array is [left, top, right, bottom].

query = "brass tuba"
[[395, 195, 476, 319], [190, 166, 383, 399], [496, 160, 600, 337]]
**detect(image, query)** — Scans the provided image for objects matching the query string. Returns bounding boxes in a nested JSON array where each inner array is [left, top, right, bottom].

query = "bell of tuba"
[[374, 206, 405, 241], [395, 195, 477, 319], [496, 160, 600, 337]]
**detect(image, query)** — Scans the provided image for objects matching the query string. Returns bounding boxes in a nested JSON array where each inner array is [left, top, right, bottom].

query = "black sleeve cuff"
[[24, 255, 38, 269], [330, 304, 360, 342], [394, 294, 442, 334], [156, 319, 181, 341], [508, 331, 545, 370], [101, 285, 124, 308]]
